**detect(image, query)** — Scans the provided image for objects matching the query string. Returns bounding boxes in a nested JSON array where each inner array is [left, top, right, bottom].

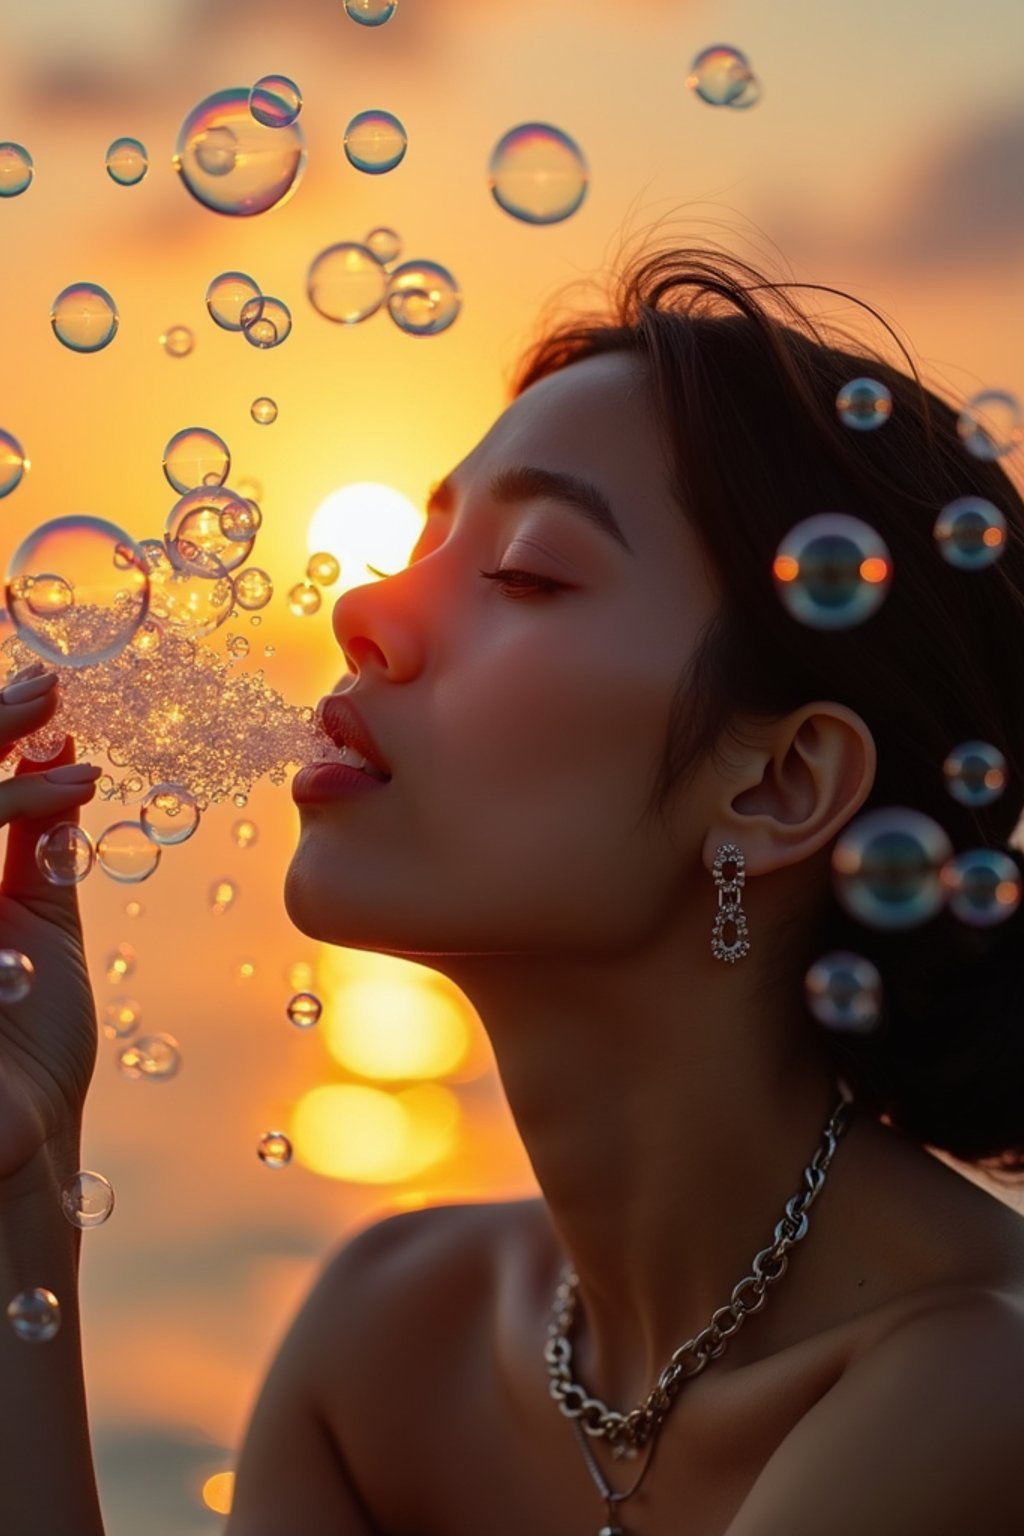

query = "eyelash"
[[477, 566, 564, 598]]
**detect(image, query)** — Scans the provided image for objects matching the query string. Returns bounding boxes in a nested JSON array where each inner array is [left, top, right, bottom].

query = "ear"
[[703, 702, 876, 879]]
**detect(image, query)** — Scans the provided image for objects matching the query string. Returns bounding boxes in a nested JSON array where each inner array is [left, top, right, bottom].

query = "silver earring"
[[710, 842, 751, 963]]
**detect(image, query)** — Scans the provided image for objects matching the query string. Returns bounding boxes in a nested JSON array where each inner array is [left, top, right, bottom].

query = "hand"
[[0, 661, 103, 1182]]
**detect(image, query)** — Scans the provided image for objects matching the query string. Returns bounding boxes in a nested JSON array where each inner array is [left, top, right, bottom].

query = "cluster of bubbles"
[[105, 138, 148, 186], [686, 44, 762, 109], [50, 284, 119, 354], [344, 109, 407, 174], [487, 123, 589, 225], [205, 270, 292, 350], [0, 429, 27, 498], [307, 233, 461, 337], [0, 142, 33, 197]]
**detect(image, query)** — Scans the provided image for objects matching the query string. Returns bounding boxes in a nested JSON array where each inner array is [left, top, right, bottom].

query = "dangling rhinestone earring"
[[710, 842, 751, 963]]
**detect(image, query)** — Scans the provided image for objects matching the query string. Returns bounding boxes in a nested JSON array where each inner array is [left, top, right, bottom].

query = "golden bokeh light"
[[291, 1081, 461, 1183], [201, 1471, 235, 1515], [306, 482, 422, 590], [324, 976, 470, 1080]]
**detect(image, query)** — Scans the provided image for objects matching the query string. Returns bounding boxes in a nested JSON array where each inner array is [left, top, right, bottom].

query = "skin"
[[285, 349, 891, 1411]]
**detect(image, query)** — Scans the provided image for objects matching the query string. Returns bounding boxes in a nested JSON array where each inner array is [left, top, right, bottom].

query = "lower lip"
[[291, 763, 391, 803]]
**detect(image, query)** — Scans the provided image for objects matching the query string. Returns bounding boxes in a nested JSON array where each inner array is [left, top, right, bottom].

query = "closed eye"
[[477, 567, 565, 598]]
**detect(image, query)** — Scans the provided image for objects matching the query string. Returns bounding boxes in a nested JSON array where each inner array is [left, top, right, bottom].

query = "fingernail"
[[43, 763, 100, 784], [2, 672, 58, 704], [4, 661, 45, 688]]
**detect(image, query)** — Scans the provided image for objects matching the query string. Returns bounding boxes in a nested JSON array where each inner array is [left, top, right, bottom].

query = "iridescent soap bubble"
[[832, 807, 953, 931], [773, 513, 892, 629], [344, 0, 398, 22], [146, 542, 234, 638], [0, 430, 26, 498], [60, 1170, 115, 1228], [103, 999, 141, 1039], [50, 283, 119, 353], [240, 295, 292, 349], [686, 44, 755, 105], [288, 581, 321, 616], [36, 824, 95, 885], [386, 260, 461, 337], [943, 740, 1008, 808], [160, 325, 194, 358], [365, 226, 402, 263], [7, 1288, 60, 1342], [0, 142, 33, 197], [210, 878, 238, 913], [306, 242, 387, 323], [117, 1033, 181, 1080], [0, 949, 34, 1004], [6, 516, 150, 666], [232, 817, 258, 848], [105, 137, 148, 186], [307, 551, 340, 585], [249, 75, 302, 129], [287, 991, 322, 1028], [163, 427, 231, 494], [836, 377, 893, 431], [140, 783, 199, 845], [488, 123, 588, 225], [166, 488, 255, 575], [106, 942, 136, 982], [233, 567, 273, 610], [220, 498, 262, 542], [257, 1130, 293, 1167], [173, 87, 306, 217], [941, 848, 1023, 927], [957, 390, 1023, 461], [98, 823, 161, 884], [344, 110, 408, 174], [251, 397, 278, 425], [804, 950, 883, 1034], [206, 272, 262, 331], [933, 496, 1006, 570]]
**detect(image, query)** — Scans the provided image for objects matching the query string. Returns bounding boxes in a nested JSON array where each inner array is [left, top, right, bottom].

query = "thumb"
[[2, 735, 100, 913]]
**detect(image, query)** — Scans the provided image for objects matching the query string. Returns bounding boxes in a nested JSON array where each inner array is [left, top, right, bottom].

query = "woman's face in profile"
[[284, 350, 722, 960]]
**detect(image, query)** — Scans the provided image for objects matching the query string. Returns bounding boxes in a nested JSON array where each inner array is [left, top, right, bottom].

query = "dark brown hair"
[[511, 243, 1024, 1185]]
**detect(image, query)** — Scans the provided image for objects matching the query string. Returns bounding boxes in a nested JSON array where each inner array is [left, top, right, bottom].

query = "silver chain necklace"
[[544, 1083, 855, 1534]]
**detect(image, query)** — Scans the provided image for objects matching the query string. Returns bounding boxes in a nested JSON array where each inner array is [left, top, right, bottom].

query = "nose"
[[329, 575, 418, 683]]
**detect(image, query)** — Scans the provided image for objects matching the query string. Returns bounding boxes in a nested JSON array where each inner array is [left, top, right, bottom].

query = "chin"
[[283, 841, 339, 943]]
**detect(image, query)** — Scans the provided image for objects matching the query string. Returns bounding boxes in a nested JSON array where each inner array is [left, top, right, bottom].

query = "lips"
[[317, 694, 392, 779]]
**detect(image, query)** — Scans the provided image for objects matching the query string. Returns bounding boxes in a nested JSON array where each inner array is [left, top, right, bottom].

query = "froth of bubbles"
[[365, 226, 402, 263], [288, 581, 321, 616], [306, 551, 340, 585], [106, 942, 137, 982], [240, 295, 292, 349], [0, 430, 27, 499], [933, 496, 1006, 570], [307, 242, 386, 324], [140, 783, 199, 845], [7, 1288, 60, 1342], [249, 75, 302, 129], [344, 110, 408, 174], [251, 397, 278, 425], [105, 137, 148, 186], [258, 1130, 293, 1167], [0, 142, 33, 197], [206, 272, 262, 331], [804, 950, 883, 1034], [287, 991, 322, 1028], [942, 740, 1008, 808], [773, 513, 892, 630], [6, 516, 150, 666], [60, 1170, 115, 1228], [387, 260, 461, 336], [232, 567, 273, 610], [103, 999, 141, 1039], [36, 823, 95, 885], [50, 283, 119, 353], [163, 427, 231, 495], [686, 44, 755, 105], [166, 488, 255, 574], [117, 1033, 181, 1080], [344, 0, 398, 22], [161, 325, 194, 358], [488, 123, 588, 224], [173, 87, 306, 217], [0, 948, 34, 1004], [232, 817, 258, 847], [836, 377, 892, 431], [832, 807, 953, 931], [957, 389, 1023, 461], [941, 848, 1023, 927]]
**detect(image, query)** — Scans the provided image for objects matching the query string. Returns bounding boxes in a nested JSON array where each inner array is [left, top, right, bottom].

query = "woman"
[[2, 245, 1024, 1536]]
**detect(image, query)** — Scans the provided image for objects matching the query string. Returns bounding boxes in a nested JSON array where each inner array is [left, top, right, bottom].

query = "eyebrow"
[[426, 465, 634, 556]]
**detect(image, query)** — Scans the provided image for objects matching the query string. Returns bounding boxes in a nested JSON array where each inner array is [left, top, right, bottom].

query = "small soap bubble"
[[105, 137, 148, 186], [941, 848, 1023, 927], [124, 900, 144, 918], [488, 123, 588, 224], [0, 429, 26, 498], [386, 260, 461, 336], [287, 991, 322, 1028], [286, 960, 316, 990], [804, 950, 883, 1034], [174, 87, 306, 217], [0, 949, 34, 1004], [36, 824, 95, 885], [102, 999, 141, 1039], [236, 959, 256, 981], [306, 551, 340, 585], [306, 242, 387, 324], [344, 109, 408, 174], [6, 518, 150, 666], [957, 390, 1024, 461], [344, 0, 398, 22], [161, 325, 194, 358], [210, 878, 238, 914], [232, 791, 248, 807], [240, 295, 292, 349], [943, 740, 1007, 808], [105, 942, 137, 982], [117, 1033, 181, 1080], [7, 1288, 60, 1342], [832, 807, 952, 931], [288, 581, 321, 616], [836, 378, 892, 431], [249, 75, 302, 129], [50, 283, 119, 353], [104, 826, 154, 885], [166, 488, 254, 575], [686, 44, 755, 106], [263, 643, 275, 657], [141, 782, 199, 845], [19, 720, 67, 762], [60, 1170, 115, 1228], [250, 615, 263, 627], [773, 513, 892, 630], [258, 1130, 293, 1167], [251, 397, 278, 425], [206, 272, 262, 331], [232, 817, 258, 848], [227, 633, 250, 659], [163, 427, 231, 495], [364, 226, 402, 263], [220, 499, 262, 542], [0, 142, 33, 197], [933, 496, 1006, 570]]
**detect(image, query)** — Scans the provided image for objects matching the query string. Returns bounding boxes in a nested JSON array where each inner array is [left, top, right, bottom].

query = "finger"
[[2, 735, 101, 911], [0, 669, 60, 766]]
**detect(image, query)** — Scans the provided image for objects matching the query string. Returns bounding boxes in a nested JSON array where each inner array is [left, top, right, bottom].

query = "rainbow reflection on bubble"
[[488, 123, 588, 225], [386, 260, 461, 336], [173, 87, 307, 217], [105, 138, 148, 186], [0, 430, 27, 499], [249, 75, 302, 128], [344, 0, 398, 23], [307, 242, 387, 323], [686, 44, 755, 106], [344, 110, 408, 174], [0, 143, 33, 197], [50, 283, 119, 353]]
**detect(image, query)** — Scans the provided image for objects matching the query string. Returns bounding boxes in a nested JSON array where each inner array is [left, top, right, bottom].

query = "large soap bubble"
[[50, 284, 119, 353], [163, 428, 231, 495], [173, 87, 306, 216], [488, 124, 588, 225], [249, 75, 302, 129], [832, 807, 952, 931], [307, 242, 387, 324], [165, 488, 255, 574], [344, 110, 408, 174], [773, 513, 892, 630], [5, 516, 150, 666]]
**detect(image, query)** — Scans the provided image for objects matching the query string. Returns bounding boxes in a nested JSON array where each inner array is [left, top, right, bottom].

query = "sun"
[[306, 481, 422, 591]]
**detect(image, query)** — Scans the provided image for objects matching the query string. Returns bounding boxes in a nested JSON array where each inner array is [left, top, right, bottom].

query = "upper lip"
[[317, 694, 393, 779]]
